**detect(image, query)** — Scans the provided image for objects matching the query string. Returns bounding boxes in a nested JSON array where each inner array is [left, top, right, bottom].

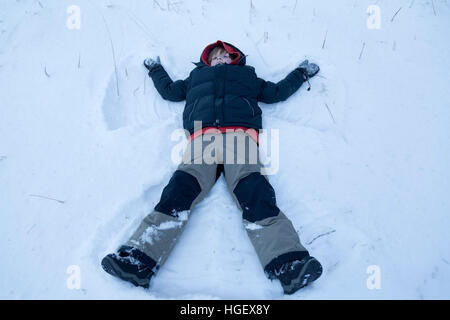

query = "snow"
[[1, 0, 449, 299], [138, 220, 184, 245], [244, 222, 263, 231]]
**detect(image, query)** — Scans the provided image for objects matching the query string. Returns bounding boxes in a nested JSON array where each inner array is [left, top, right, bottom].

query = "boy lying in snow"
[[101, 40, 322, 295]]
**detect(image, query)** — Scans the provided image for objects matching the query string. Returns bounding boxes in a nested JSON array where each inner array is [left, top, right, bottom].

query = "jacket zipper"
[[243, 97, 255, 117], [188, 99, 198, 121]]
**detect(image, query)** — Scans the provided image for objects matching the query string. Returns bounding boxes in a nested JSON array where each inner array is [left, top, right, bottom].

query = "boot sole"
[[101, 255, 150, 289], [283, 257, 323, 294]]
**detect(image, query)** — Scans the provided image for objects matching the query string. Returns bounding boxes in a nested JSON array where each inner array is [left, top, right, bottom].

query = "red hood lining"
[[201, 40, 241, 66]]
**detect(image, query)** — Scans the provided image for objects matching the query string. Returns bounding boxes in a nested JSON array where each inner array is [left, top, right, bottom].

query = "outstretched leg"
[[222, 131, 321, 293], [102, 137, 218, 287]]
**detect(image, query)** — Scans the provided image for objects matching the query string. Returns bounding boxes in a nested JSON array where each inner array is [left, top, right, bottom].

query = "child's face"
[[210, 52, 232, 66]]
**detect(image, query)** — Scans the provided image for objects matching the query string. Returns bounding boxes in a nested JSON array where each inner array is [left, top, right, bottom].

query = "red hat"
[[200, 40, 242, 66]]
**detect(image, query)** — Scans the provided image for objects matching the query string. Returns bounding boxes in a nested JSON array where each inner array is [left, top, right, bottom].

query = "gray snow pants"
[[124, 131, 309, 276]]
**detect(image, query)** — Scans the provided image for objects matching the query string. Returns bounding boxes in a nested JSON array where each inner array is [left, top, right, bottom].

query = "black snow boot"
[[269, 256, 323, 294], [101, 246, 156, 289]]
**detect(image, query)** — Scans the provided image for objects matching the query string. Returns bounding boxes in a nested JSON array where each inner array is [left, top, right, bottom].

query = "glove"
[[143, 56, 161, 72], [297, 59, 320, 79]]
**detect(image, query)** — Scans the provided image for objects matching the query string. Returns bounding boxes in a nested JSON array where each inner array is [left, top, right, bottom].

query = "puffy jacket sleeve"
[[256, 68, 305, 104], [148, 64, 189, 102]]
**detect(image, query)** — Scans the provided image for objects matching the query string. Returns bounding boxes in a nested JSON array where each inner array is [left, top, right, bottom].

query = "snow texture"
[[0, 0, 449, 299]]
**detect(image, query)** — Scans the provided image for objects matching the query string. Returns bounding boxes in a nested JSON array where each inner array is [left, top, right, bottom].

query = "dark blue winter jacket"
[[147, 40, 306, 134]]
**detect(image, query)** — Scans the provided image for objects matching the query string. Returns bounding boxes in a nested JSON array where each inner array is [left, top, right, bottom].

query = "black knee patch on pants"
[[233, 172, 280, 223], [155, 170, 201, 217]]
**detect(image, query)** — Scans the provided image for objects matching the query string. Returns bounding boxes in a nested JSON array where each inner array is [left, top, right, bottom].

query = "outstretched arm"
[[144, 57, 189, 102], [256, 60, 319, 104], [256, 69, 305, 104]]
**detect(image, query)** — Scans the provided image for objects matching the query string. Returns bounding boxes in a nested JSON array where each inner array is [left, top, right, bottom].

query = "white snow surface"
[[1, 0, 449, 299]]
